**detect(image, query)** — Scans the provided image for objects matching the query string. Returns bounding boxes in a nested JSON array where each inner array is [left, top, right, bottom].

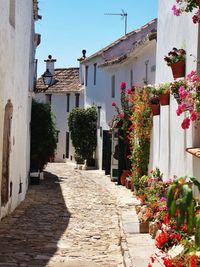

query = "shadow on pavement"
[[0, 171, 71, 267]]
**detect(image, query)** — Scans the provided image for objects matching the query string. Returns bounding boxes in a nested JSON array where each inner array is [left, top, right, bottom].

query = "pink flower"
[[120, 82, 126, 90], [179, 86, 187, 100], [192, 10, 200, 24], [187, 70, 196, 79], [187, 70, 199, 82], [112, 101, 117, 107], [190, 111, 198, 121], [176, 103, 186, 116], [118, 112, 124, 119], [181, 117, 190, 129], [172, 5, 181, 16], [126, 88, 132, 94], [176, 108, 182, 116]]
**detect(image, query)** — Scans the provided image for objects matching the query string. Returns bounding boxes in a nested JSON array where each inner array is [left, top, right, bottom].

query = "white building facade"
[[36, 57, 84, 163], [80, 19, 157, 170], [0, 0, 40, 218], [149, 0, 200, 186]]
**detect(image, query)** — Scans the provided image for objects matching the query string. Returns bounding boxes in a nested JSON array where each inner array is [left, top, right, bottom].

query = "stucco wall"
[[0, 0, 36, 218], [149, 0, 200, 181], [83, 39, 156, 169]]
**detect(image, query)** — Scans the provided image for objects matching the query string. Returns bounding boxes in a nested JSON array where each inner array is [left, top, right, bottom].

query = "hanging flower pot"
[[159, 93, 170, 106], [149, 104, 160, 116], [170, 61, 185, 79]]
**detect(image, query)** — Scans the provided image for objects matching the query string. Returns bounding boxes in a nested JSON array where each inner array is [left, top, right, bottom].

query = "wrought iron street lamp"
[[42, 68, 53, 87]]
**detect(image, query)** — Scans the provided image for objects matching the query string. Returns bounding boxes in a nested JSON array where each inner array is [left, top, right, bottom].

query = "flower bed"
[[133, 169, 200, 266]]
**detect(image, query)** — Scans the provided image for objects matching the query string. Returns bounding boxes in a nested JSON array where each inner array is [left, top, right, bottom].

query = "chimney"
[[44, 55, 56, 75], [77, 49, 86, 62]]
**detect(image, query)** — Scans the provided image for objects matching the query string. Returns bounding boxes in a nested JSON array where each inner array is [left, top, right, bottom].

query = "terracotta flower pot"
[[149, 104, 160, 116], [139, 221, 149, 233], [120, 170, 131, 186], [159, 93, 170, 106], [170, 61, 185, 79]]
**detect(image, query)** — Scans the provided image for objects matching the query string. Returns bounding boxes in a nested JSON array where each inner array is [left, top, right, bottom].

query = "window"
[[144, 60, 149, 85], [111, 75, 115, 98], [85, 66, 89, 86], [45, 94, 52, 105], [94, 63, 97, 85], [56, 131, 60, 143], [67, 94, 70, 112], [66, 132, 69, 158], [130, 69, 133, 87], [75, 94, 80, 108], [9, 0, 15, 27], [97, 106, 101, 129]]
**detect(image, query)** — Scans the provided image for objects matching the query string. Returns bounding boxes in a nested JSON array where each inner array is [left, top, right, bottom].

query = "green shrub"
[[68, 106, 97, 162], [30, 100, 57, 171]]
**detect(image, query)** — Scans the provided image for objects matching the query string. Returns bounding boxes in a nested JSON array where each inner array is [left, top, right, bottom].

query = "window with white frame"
[[111, 75, 115, 98]]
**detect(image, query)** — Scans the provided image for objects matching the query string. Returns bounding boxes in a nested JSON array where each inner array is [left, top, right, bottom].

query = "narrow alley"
[[0, 163, 123, 267], [0, 163, 157, 267]]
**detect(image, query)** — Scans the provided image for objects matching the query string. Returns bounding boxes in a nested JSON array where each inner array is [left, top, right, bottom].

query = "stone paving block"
[[0, 163, 159, 267], [123, 222, 139, 234]]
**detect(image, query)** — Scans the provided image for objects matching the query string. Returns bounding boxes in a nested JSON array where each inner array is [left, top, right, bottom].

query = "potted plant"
[[164, 47, 186, 79], [149, 95, 160, 116], [172, 0, 200, 23], [156, 83, 171, 106], [68, 106, 97, 168], [170, 80, 187, 103], [74, 152, 84, 164], [30, 100, 57, 184]]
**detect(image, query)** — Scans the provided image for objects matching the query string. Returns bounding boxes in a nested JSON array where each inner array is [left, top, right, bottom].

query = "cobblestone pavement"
[[0, 163, 125, 267]]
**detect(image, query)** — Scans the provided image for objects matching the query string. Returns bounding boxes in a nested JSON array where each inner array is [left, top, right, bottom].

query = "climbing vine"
[[128, 87, 152, 190]]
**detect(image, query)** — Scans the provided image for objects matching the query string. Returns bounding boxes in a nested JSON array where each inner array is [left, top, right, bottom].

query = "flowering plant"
[[149, 95, 160, 105], [128, 87, 152, 191], [170, 79, 187, 100], [172, 0, 200, 23], [156, 83, 171, 95], [164, 47, 186, 66], [149, 249, 200, 267], [111, 82, 134, 132], [174, 70, 200, 129]]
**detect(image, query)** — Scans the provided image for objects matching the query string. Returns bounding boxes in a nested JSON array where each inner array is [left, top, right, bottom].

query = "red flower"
[[120, 81, 126, 90], [189, 255, 198, 267], [181, 117, 190, 129], [112, 101, 117, 107], [155, 231, 169, 249], [190, 111, 198, 122]]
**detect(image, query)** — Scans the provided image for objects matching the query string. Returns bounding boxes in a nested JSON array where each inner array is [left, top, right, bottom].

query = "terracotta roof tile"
[[36, 68, 83, 93]]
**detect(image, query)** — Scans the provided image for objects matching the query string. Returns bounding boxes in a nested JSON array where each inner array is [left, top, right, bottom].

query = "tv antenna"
[[104, 9, 128, 35]]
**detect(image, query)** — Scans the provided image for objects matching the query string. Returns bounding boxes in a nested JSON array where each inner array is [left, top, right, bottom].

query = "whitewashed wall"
[[36, 91, 84, 163], [0, 0, 36, 218], [150, 0, 200, 182], [83, 40, 157, 169]]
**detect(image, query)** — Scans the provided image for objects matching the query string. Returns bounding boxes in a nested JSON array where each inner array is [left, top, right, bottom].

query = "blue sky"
[[36, 0, 158, 76]]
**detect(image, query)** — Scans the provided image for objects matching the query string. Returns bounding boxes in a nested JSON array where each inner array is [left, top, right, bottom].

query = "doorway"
[[1, 100, 13, 206]]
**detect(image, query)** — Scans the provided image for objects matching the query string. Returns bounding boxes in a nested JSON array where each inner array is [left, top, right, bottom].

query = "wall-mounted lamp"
[[42, 68, 53, 88]]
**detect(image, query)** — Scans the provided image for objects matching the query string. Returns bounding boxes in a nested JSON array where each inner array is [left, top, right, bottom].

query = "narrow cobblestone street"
[[0, 163, 125, 267]]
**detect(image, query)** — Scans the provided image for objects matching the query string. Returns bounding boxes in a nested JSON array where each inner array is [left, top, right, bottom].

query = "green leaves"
[[166, 177, 197, 236], [195, 213, 200, 247], [31, 100, 57, 171], [68, 106, 97, 161]]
